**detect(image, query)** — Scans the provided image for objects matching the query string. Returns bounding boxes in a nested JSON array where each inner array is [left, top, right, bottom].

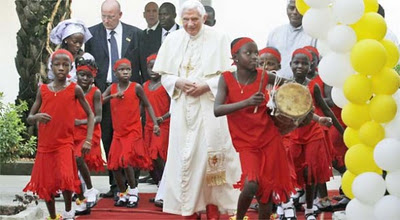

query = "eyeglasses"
[[101, 14, 117, 20], [75, 56, 98, 70]]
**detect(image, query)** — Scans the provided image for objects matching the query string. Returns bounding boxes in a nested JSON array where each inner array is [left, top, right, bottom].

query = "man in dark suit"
[[85, 0, 143, 198]]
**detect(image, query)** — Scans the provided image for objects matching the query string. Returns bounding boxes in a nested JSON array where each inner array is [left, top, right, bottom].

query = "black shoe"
[[249, 203, 259, 211], [126, 195, 139, 208], [146, 178, 158, 185], [154, 199, 163, 208], [100, 190, 114, 198], [332, 197, 349, 211], [114, 199, 127, 207], [138, 174, 151, 183], [75, 207, 91, 215], [149, 197, 155, 203]]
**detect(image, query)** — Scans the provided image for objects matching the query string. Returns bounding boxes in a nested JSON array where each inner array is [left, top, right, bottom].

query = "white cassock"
[[153, 25, 241, 216]]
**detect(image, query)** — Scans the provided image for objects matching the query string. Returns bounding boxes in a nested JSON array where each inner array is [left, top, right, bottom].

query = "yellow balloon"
[[295, 0, 310, 15], [363, 0, 379, 13], [371, 68, 400, 95], [369, 95, 398, 123], [342, 103, 371, 129], [343, 74, 372, 104], [342, 171, 356, 199], [345, 143, 382, 175], [344, 127, 361, 148], [381, 39, 400, 68], [351, 12, 387, 41], [351, 39, 387, 76], [358, 121, 385, 147]]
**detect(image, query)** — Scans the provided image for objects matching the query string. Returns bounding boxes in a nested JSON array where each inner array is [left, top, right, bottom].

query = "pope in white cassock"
[[152, 0, 241, 218]]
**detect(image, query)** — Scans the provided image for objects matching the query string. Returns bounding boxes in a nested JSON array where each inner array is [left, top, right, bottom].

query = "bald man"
[[85, 0, 144, 198]]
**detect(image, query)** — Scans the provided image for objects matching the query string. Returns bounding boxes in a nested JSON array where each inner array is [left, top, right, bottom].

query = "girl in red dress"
[[214, 37, 295, 220], [24, 49, 95, 220], [287, 48, 334, 220], [102, 58, 160, 208], [143, 54, 170, 183], [258, 47, 281, 72], [73, 57, 104, 214]]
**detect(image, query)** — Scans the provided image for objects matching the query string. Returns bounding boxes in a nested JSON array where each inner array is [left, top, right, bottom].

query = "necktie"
[[165, 31, 169, 36], [110, 30, 119, 82]]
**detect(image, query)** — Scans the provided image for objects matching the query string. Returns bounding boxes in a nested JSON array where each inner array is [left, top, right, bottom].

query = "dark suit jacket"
[[139, 23, 180, 83], [85, 22, 143, 92]]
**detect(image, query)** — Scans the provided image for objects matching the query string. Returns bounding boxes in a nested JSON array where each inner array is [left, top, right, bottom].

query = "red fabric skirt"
[[144, 126, 169, 161], [329, 126, 347, 167], [288, 138, 333, 186], [234, 135, 296, 204], [23, 145, 81, 201], [108, 133, 152, 170], [74, 139, 105, 172]]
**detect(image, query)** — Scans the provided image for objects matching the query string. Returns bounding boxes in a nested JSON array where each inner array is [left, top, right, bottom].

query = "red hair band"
[[259, 47, 282, 63], [303, 46, 320, 59], [113, 58, 131, 71], [76, 65, 97, 77], [146, 54, 157, 64], [51, 49, 74, 62], [231, 37, 255, 56], [292, 48, 313, 61]]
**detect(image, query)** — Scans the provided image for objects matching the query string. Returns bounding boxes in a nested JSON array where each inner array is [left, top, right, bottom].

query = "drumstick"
[[253, 63, 267, 113]]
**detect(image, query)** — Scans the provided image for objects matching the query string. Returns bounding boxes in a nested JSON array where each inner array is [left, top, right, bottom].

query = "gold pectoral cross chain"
[[184, 58, 194, 78]]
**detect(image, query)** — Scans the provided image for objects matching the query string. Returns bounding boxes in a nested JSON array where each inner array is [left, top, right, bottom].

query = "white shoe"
[[84, 188, 99, 208], [62, 210, 75, 220], [75, 198, 90, 215]]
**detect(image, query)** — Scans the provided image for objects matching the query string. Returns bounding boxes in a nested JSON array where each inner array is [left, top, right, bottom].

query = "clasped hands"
[[175, 79, 210, 97]]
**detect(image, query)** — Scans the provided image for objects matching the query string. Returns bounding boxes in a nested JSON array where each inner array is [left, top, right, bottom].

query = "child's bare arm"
[[76, 85, 95, 154], [136, 84, 160, 135], [102, 85, 121, 103], [27, 88, 51, 125]]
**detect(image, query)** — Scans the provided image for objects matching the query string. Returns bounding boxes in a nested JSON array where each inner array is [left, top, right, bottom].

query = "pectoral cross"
[[184, 59, 194, 78]]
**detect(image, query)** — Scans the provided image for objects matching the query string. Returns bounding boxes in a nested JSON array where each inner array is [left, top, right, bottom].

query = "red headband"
[[259, 47, 282, 63], [51, 49, 73, 62], [292, 48, 313, 61], [303, 46, 320, 59], [76, 65, 97, 77], [231, 37, 255, 56], [146, 54, 157, 64], [113, 58, 131, 71]]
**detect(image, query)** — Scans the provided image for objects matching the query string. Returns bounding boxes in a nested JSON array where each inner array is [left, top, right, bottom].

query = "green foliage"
[[395, 64, 400, 75], [0, 92, 36, 163]]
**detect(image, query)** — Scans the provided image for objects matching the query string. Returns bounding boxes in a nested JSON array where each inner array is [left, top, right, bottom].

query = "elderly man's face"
[[144, 2, 158, 27], [101, 3, 122, 30], [182, 9, 204, 36], [287, 0, 302, 28]]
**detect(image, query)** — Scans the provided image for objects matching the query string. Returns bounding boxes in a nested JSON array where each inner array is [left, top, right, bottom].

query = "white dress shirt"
[[106, 22, 123, 83], [161, 23, 178, 43]]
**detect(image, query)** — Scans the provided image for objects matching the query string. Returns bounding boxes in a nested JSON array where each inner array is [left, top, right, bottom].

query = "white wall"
[[2, 0, 399, 103]]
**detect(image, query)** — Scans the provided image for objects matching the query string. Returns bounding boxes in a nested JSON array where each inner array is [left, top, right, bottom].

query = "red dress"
[[108, 83, 152, 170], [329, 105, 347, 167], [74, 86, 105, 172], [286, 78, 333, 186], [223, 69, 295, 204], [143, 81, 170, 161], [23, 83, 81, 201]]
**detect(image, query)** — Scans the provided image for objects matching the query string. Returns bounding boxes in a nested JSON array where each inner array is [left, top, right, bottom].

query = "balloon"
[[316, 39, 331, 57], [385, 115, 400, 140], [351, 12, 387, 41], [386, 171, 400, 198], [358, 121, 385, 147], [374, 195, 400, 220], [346, 198, 375, 220], [374, 138, 400, 172], [343, 74, 372, 104], [331, 87, 348, 108], [342, 171, 356, 199], [344, 127, 361, 148], [369, 95, 397, 123], [302, 8, 335, 40], [371, 68, 400, 95], [318, 53, 354, 87], [363, 0, 379, 13], [327, 25, 357, 53], [332, 0, 364, 25], [345, 143, 382, 175], [352, 172, 386, 205], [304, 0, 331, 8], [351, 39, 387, 76], [295, 0, 310, 15], [381, 39, 400, 68], [342, 103, 371, 129]]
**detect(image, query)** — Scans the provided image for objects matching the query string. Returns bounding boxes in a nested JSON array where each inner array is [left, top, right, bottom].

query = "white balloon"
[[346, 198, 375, 220], [386, 171, 400, 198], [352, 172, 386, 205], [318, 52, 354, 87], [331, 87, 348, 108], [304, 0, 331, 8], [374, 195, 400, 220], [374, 138, 400, 172], [332, 0, 365, 25], [316, 39, 331, 56], [327, 25, 357, 53], [303, 8, 335, 40], [385, 114, 400, 140]]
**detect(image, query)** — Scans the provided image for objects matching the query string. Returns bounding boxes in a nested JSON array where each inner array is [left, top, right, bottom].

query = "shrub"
[[0, 92, 36, 163]]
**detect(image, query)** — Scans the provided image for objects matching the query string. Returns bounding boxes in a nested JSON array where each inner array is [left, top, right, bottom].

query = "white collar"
[[147, 21, 159, 32], [106, 22, 123, 37], [162, 23, 177, 35]]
